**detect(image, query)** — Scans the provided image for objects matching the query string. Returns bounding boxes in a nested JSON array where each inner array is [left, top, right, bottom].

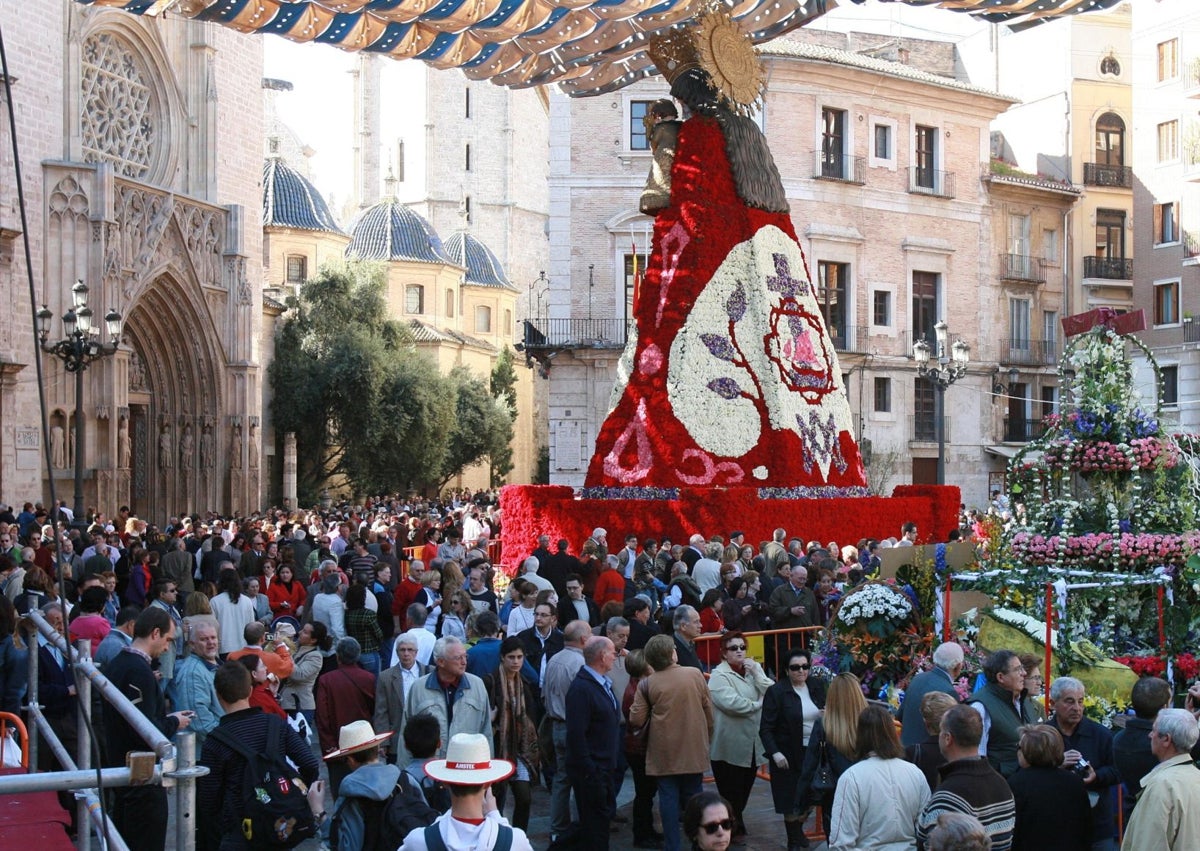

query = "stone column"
[[283, 431, 297, 509]]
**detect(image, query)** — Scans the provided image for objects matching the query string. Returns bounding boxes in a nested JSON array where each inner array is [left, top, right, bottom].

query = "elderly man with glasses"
[[966, 649, 1042, 778], [400, 636, 493, 764], [1049, 676, 1121, 851]]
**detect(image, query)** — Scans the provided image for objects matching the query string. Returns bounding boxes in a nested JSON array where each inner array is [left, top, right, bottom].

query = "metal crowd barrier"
[[0, 603, 208, 851]]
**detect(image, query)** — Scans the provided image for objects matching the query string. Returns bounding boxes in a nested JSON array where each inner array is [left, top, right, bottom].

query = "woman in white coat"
[[829, 704, 930, 851], [708, 631, 774, 842]]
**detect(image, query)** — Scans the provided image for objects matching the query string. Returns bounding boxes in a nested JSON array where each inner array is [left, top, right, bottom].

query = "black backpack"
[[330, 769, 439, 851], [404, 763, 452, 813], [209, 715, 317, 849]]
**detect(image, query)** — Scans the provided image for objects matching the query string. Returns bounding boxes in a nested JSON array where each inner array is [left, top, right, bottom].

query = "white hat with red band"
[[423, 733, 514, 786]]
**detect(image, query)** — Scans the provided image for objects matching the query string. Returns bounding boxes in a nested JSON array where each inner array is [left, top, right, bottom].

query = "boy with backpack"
[[323, 719, 439, 851], [400, 732, 534, 851], [401, 713, 452, 814], [199, 661, 321, 850]]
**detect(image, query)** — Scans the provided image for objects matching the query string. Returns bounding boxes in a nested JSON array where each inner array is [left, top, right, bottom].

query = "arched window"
[[1095, 113, 1125, 167], [475, 304, 492, 333], [445, 288, 455, 318]]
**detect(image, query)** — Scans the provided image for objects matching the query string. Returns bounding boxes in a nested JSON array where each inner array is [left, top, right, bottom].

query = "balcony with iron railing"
[[1002, 417, 1047, 443], [999, 339, 1058, 366], [521, 317, 631, 350], [1184, 231, 1200, 263], [811, 151, 866, 184], [908, 167, 955, 198], [1185, 57, 1200, 98], [1184, 319, 1200, 343], [1083, 256, 1133, 280], [910, 415, 950, 444], [1082, 162, 1133, 189], [999, 254, 1046, 284]]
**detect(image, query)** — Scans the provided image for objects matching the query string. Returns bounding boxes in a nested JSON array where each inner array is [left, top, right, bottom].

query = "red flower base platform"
[[498, 484, 960, 569]]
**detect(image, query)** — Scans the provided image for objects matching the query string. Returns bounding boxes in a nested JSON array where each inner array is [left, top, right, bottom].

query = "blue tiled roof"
[[262, 159, 344, 234], [345, 199, 454, 264], [443, 232, 517, 290]]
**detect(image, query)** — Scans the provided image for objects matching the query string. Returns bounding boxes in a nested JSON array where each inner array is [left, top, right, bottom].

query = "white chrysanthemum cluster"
[[837, 584, 913, 626]]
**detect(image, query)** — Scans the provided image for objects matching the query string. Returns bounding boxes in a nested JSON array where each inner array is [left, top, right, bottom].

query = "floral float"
[[961, 312, 1200, 704]]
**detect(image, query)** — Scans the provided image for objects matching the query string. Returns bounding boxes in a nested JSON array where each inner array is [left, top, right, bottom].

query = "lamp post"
[[913, 320, 970, 485], [37, 281, 123, 533], [529, 270, 547, 320]]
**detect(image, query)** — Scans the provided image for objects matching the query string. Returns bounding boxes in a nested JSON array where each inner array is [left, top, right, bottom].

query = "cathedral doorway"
[[123, 274, 226, 521]]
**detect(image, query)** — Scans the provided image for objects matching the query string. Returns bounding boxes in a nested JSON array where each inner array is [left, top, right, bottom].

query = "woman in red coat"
[[266, 563, 306, 619], [697, 588, 727, 668]]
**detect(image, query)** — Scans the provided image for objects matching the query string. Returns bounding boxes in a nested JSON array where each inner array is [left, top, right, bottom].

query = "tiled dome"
[[345, 199, 454, 264], [262, 158, 343, 234], [443, 232, 517, 290]]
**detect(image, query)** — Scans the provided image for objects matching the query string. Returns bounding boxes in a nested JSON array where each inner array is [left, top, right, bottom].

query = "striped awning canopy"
[[77, 0, 1126, 96]]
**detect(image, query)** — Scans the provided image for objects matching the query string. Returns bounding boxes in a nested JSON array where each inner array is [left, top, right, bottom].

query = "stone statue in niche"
[[129, 352, 147, 393], [231, 422, 242, 465], [51, 424, 66, 469], [118, 416, 131, 470], [249, 422, 259, 470], [180, 423, 194, 471], [200, 423, 215, 470], [158, 424, 173, 469]]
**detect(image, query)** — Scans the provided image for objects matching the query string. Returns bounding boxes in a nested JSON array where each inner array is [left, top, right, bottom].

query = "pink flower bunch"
[[1068, 441, 1130, 473], [1130, 437, 1180, 469], [1010, 531, 1200, 568], [1118, 533, 1192, 565]]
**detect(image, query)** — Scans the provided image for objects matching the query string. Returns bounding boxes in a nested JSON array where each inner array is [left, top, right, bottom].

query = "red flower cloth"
[[586, 116, 866, 489]]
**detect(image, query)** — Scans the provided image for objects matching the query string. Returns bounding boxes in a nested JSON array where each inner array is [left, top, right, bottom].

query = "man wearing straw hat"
[[400, 732, 534, 851]]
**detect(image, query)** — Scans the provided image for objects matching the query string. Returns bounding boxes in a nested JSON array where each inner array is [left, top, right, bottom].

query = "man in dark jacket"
[[199, 661, 319, 850], [916, 704, 1015, 851], [1113, 675, 1173, 818], [565, 637, 622, 850], [316, 637, 377, 796], [103, 606, 193, 851], [900, 641, 963, 746], [517, 601, 564, 688], [1048, 676, 1121, 848]]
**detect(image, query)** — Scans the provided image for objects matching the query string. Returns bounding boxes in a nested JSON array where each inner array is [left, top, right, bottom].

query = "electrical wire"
[[0, 22, 111, 850]]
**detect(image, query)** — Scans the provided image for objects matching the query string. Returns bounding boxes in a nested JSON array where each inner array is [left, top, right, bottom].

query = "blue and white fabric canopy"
[[77, 0, 1125, 96]]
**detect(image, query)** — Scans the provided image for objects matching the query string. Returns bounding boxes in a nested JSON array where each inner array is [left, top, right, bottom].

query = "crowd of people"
[[1, 497, 1199, 851]]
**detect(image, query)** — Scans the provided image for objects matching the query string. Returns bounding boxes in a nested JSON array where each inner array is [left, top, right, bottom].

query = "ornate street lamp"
[[38, 281, 123, 532], [914, 320, 970, 485]]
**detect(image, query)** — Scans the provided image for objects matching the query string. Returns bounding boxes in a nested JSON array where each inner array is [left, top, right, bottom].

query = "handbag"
[[810, 738, 835, 793]]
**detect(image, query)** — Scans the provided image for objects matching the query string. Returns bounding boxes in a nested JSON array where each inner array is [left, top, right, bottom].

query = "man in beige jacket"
[[629, 633, 714, 851]]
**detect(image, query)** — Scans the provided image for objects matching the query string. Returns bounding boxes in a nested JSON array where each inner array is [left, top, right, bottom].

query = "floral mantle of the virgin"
[[585, 116, 867, 491]]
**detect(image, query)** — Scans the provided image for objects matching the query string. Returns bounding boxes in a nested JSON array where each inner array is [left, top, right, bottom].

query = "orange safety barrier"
[[694, 625, 824, 676], [403, 546, 421, 562]]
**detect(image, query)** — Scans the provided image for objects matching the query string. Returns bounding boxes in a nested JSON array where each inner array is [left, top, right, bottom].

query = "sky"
[[261, 0, 993, 203]]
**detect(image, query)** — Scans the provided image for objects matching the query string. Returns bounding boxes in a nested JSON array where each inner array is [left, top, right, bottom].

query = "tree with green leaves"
[[270, 262, 455, 500], [488, 347, 519, 485]]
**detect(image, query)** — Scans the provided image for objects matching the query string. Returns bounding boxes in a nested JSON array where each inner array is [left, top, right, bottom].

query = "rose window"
[[80, 32, 156, 180]]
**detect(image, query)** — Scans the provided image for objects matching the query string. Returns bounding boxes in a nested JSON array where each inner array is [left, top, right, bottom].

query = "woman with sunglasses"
[[708, 631, 772, 843], [683, 791, 735, 851], [760, 647, 825, 850]]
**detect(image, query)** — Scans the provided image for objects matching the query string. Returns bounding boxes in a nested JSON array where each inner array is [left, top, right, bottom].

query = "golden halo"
[[694, 9, 764, 114]]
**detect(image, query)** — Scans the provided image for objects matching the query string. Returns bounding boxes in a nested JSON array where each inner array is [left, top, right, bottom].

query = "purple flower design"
[[726, 281, 747, 322], [707, 377, 743, 400], [701, 333, 737, 362], [766, 254, 807, 300]]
